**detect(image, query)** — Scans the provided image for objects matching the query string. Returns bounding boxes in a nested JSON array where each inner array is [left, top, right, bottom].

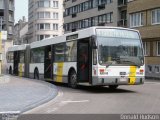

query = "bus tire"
[[9, 66, 12, 74], [34, 68, 39, 80], [69, 70, 77, 88], [109, 85, 118, 90]]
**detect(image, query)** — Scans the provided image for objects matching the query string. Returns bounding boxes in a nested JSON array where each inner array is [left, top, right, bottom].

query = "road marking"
[[61, 100, 89, 103], [0, 111, 20, 114]]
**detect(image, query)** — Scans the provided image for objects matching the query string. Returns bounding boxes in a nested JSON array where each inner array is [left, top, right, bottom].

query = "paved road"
[[25, 80, 160, 114], [0, 75, 58, 113]]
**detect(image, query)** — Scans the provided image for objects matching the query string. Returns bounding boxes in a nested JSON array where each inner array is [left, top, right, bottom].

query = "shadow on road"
[[49, 82, 136, 94]]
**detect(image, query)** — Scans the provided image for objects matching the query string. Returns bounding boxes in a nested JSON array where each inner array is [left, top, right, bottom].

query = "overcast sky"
[[15, 0, 28, 23]]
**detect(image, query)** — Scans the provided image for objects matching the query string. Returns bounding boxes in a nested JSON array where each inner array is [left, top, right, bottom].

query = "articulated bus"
[[7, 26, 145, 89]]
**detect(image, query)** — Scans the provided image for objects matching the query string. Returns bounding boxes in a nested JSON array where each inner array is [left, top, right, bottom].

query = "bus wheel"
[[34, 69, 39, 80], [69, 70, 77, 88], [109, 85, 118, 90]]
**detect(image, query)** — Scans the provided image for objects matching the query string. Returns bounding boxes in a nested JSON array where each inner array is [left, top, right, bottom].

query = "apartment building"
[[14, 17, 28, 45], [0, 0, 14, 74], [63, 0, 127, 33], [0, 0, 14, 39], [28, 0, 63, 43], [128, 0, 160, 79]]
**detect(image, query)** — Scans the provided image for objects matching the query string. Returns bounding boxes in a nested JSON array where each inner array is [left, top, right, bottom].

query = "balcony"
[[71, 13, 77, 18], [98, 4, 105, 11], [118, 19, 127, 27]]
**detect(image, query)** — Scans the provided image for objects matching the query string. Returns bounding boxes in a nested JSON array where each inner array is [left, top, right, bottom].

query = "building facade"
[[0, 0, 14, 39], [0, 0, 14, 74], [14, 17, 28, 45], [28, 0, 64, 43], [63, 0, 127, 33], [128, 0, 160, 79]]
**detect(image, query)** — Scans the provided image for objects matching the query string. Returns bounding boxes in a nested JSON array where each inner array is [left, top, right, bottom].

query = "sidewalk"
[[0, 75, 58, 113]]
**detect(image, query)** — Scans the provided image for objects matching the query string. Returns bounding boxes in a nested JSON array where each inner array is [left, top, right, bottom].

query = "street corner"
[[0, 75, 59, 114]]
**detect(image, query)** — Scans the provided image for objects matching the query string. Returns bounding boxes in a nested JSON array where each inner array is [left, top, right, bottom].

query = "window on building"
[[98, 0, 107, 5], [37, 12, 50, 19], [130, 12, 143, 27], [53, 1, 58, 8], [157, 41, 160, 56], [8, 26, 13, 34], [45, 12, 50, 18], [143, 42, 149, 56], [40, 35, 44, 40], [38, 1, 44, 7], [40, 24, 44, 30], [45, 23, 50, 30], [53, 12, 58, 19], [45, 35, 50, 38], [38, 1, 50, 7], [53, 24, 58, 30], [106, 0, 112, 4], [152, 9, 160, 24], [44, 1, 50, 7], [92, 0, 98, 7], [9, 12, 13, 21], [0, 0, 5, 9], [84, 1, 89, 10], [39, 12, 44, 18], [37, 23, 50, 30]]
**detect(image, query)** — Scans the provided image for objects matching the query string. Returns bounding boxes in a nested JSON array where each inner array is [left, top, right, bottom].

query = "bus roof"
[[7, 44, 29, 52], [30, 26, 140, 49]]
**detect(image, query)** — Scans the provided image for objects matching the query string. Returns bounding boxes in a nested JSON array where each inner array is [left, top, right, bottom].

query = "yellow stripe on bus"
[[19, 64, 23, 77], [129, 66, 137, 85], [56, 63, 64, 82]]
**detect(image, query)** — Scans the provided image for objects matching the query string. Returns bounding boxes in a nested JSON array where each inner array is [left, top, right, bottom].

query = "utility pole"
[[0, 17, 2, 75]]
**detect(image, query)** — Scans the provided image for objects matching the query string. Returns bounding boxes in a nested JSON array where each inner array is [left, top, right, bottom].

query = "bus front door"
[[77, 40, 90, 83], [44, 46, 52, 80], [13, 51, 19, 76]]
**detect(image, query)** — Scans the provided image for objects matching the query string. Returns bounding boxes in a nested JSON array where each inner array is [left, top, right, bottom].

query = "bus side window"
[[93, 49, 97, 65]]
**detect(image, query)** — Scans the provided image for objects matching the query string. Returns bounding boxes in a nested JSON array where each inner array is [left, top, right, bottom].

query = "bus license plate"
[[120, 78, 127, 82]]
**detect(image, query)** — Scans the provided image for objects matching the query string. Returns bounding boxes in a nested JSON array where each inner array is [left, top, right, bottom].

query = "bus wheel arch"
[[68, 67, 77, 88], [34, 67, 39, 80], [9, 66, 12, 74]]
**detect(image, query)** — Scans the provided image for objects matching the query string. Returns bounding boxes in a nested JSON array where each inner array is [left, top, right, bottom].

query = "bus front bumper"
[[92, 76, 145, 86]]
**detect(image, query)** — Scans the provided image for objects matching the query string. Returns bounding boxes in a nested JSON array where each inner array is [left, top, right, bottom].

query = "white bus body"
[[7, 27, 145, 88]]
